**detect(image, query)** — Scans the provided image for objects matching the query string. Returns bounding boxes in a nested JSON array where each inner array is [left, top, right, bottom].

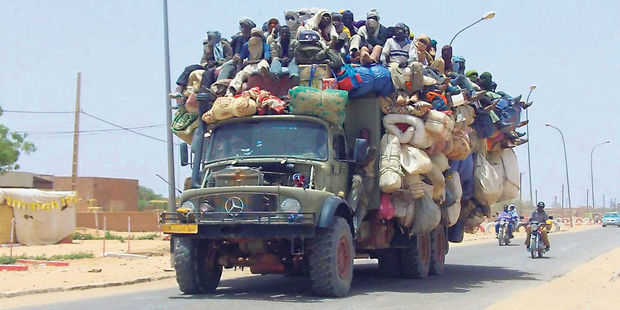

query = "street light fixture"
[[591, 140, 611, 213], [449, 11, 496, 45], [545, 123, 573, 227], [525, 85, 536, 207]]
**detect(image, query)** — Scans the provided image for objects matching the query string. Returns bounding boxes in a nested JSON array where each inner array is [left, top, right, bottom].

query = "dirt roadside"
[[486, 243, 620, 310], [0, 225, 596, 299]]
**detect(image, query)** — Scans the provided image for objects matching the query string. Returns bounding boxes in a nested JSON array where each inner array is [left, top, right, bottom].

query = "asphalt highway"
[[12, 227, 620, 310]]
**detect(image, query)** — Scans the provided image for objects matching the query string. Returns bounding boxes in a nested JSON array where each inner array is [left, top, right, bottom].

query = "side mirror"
[[180, 143, 190, 166], [548, 216, 554, 219], [353, 138, 369, 164]]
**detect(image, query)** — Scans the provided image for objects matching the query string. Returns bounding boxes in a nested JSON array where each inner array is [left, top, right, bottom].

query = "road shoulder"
[[486, 244, 620, 310]]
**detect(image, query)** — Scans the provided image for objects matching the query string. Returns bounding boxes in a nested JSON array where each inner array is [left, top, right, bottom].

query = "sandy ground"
[[0, 225, 597, 296], [486, 244, 620, 310]]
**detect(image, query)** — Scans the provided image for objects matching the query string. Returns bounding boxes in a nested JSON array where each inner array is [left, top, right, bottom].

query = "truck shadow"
[[170, 261, 538, 303]]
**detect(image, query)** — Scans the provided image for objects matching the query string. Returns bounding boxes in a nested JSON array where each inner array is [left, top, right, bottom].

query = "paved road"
[[12, 227, 620, 310]]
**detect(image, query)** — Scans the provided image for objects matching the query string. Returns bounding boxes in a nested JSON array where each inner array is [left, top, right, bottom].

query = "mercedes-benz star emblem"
[[224, 197, 244, 216]]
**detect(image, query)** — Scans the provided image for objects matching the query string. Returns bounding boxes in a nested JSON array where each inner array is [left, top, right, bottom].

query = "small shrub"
[[0, 255, 17, 264], [135, 233, 160, 240], [104, 231, 125, 242], [73, 232, 98, 240]]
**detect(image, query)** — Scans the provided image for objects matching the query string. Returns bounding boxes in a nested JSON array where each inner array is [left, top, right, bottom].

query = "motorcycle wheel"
[[498, 228, 504, 246], [537, 249, 543, 258], [529, 238, 537, 259]]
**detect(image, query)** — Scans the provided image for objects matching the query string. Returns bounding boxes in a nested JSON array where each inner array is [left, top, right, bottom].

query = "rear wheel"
[[377, 250, 400, 277], [537, 249, 543, 258], [308, 217, 354, 297], [429, 226, 446, 276], [400, 233, 431, 279], [174, 238, 222, 294]]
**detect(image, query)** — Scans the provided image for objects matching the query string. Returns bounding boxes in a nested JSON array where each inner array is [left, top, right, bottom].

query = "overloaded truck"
[[161, 50, 524, 298]]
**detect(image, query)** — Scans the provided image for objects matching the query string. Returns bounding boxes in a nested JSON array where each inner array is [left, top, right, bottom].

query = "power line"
[[22, 124, 164, 135], [1, 109, 74, 114], [4, 108, 178, 145], [80, 110, 170, 144]]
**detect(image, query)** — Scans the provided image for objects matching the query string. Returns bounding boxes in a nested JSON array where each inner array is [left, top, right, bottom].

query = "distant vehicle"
[[601, 212, 620, 227]]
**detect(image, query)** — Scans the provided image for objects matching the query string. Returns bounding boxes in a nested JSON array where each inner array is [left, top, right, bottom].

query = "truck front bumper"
[[161, 212, 316, 239]]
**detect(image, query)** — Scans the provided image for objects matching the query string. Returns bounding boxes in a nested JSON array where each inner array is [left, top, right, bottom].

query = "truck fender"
[[317, 196, 354, 234]]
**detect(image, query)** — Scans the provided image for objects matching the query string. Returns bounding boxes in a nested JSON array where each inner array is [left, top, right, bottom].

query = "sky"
[[0, 0, 618, 208]]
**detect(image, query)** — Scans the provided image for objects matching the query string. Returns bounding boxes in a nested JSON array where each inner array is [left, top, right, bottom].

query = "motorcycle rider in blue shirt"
[[495, 205, 514, 238]]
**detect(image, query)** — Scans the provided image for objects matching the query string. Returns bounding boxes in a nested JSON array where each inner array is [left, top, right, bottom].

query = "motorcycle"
[[497, 219, 511, 246], [528, 220, 550, 259]]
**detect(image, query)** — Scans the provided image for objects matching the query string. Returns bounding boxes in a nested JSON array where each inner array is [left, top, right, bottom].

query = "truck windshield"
[[205, 119, 328, 162]]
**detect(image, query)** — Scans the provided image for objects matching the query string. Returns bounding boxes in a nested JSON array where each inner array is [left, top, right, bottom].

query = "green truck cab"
[[161, 97, 448, 297]]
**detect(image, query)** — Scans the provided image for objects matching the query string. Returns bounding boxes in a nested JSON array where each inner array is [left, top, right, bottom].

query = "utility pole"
[[163, 0, 176, 212], [72, 72, 81, 196]]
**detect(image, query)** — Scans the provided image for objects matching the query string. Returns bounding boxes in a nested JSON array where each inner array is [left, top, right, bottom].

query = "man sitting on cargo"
[[381, 23, 411, 105], [299, 10, 339, 48], [218, 18, 256, 81], [269, 26, 299, 79], [349, 9, 390, 65], [226, 28, 271, 96]]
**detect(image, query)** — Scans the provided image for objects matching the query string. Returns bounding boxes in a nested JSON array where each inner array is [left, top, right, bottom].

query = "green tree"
[[138, 185, 165, 211], [0, 107, 36, 171]]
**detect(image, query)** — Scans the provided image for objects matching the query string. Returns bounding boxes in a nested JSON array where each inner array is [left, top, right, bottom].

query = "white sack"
[[379, 134, 403, 193], [487, 149, 520, 201], [410, 183, 441, 235], [443, 171, 462, 227], [400, 145, 432, 175], [473, 154, 502, 206]]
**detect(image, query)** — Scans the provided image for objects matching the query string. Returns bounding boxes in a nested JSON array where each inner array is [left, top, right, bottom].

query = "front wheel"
[[308, 217, 354, 297], [498, 227, 505, 246], [529, 237, 537, 259], [174, 238, 222, 294]]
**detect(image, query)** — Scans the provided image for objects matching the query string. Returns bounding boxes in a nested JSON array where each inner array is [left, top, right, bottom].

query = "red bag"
[[379, 193, 395, 220]]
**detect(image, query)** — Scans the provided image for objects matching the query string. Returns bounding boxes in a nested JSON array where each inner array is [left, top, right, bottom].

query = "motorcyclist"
[[508, 204, 519, 236], [495, 205, 514, 239], [525, 201, 550, 251]]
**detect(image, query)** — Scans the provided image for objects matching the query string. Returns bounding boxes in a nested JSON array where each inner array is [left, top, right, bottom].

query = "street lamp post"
[[449, 11, 496, 45], [525, 85, 536, 206], [545, 123, 573, 227], [591, 140, 611, 214]]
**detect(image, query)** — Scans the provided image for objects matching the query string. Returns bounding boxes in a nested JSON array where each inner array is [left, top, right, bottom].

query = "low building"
[[53, 176, 138, 212]]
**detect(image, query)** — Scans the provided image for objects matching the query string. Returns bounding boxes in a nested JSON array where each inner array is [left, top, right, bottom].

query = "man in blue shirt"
[[495, 205, 514, 238]]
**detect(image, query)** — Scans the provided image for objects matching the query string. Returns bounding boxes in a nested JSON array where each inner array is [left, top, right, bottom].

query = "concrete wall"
[[54, 177, 138, 212], [76, 211, 161, 232]]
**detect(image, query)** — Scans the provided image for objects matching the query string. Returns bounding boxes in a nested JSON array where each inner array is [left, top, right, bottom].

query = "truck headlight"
[[280, 198, 301, 213], [177, 200, 196, 214]]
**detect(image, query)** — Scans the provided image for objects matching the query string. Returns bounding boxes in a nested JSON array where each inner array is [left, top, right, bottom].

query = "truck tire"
[[308, 217, 354, 297], [399, 233, 431, 279], [174, 238, 222, 294], [429, 226, 446, 276], [377, 250, 400, 277]]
